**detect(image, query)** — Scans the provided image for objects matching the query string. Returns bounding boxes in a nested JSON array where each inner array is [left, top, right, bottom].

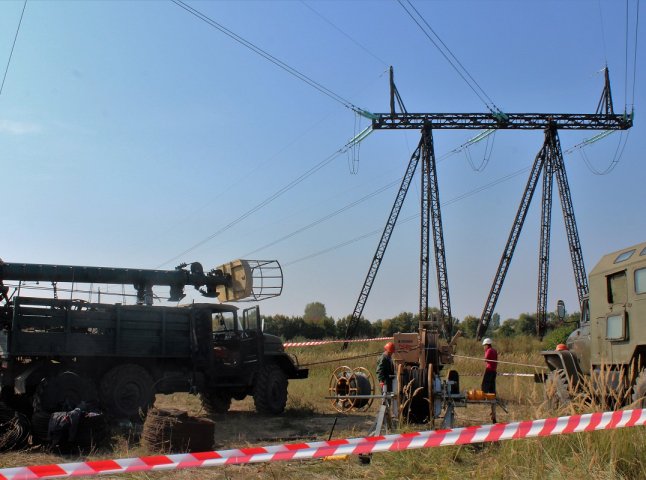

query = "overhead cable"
[[630, 0, 640, 110], [300, 1, 389, 67], [157, 131, 368, 268], [397, 0, 503, 115], [157, 149, 341, 268], [579, 131, 630, 175], [239, 129, 501, 259], [597, 0, 609, 65], [171, 0, 376, 119], [625, 0, 630, 111], [241, 178, 400, 258], [0, 0, 27, 98], [284, 165, 531, 267]]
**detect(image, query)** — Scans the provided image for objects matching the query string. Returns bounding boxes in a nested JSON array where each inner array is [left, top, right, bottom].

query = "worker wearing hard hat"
[[376, 342, 396, 393], [481, 338, 498, 394]]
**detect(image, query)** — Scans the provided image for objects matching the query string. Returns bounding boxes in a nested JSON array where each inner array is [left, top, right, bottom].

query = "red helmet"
[[384, 341, 395, 353], [555, 343, 568, 351]]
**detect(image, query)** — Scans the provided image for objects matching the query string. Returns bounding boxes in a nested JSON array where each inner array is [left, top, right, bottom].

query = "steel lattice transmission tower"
[[343, 67, 632, 345]]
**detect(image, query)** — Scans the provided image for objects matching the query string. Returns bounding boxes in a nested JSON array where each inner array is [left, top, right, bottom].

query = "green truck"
[[0, 259, 307, 426], [541, 241, 646, 407]]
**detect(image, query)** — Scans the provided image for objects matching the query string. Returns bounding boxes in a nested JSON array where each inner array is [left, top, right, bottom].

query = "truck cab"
[[541, 241, 646, 407]]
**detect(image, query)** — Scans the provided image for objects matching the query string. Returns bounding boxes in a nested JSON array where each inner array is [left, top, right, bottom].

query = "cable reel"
[[328, 366, 375, 413]]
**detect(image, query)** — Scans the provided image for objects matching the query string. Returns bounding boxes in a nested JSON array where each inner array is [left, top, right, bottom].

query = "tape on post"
[[1, 409, 644, 479]]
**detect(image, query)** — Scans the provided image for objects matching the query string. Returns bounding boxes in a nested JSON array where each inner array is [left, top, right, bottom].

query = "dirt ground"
[[154, 393, 377, 449], [152, 390, 517, 452]]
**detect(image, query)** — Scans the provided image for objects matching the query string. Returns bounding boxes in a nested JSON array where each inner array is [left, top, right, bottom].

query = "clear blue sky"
[[1, 1, 643, 323]]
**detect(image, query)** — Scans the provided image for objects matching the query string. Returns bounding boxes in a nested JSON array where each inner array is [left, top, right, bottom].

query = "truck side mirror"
[[557, 300, 566, 322]]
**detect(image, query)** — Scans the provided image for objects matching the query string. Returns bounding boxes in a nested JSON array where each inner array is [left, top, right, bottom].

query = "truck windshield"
[[212, 311, 241, 332]]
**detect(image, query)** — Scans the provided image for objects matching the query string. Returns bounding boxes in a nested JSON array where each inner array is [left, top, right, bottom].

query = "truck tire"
[[200, 391, 232, 416], [632, 370, 646, 407], [545, 369, 571, 410], [100, 364, 155, 422], [33, 371, 99, 413], [253, 364, 288, 414]]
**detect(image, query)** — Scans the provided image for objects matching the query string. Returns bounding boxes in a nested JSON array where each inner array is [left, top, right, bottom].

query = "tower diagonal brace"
[[476, 132, 550, 340], [552, 132, 589, 305], [537, 136, 555, 339], [343, 138, 423, 347], [420, 126, 452, 338]]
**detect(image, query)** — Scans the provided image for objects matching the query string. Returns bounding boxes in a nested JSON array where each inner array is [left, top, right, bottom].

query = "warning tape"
[[283, 337, 391, 348], [1, 409, 644, 479]]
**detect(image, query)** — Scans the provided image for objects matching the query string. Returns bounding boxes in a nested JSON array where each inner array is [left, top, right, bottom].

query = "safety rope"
[[453, 354, 547, 370], [301, 351, 381, 368]]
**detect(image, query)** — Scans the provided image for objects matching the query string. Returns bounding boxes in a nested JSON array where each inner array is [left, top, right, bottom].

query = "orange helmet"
[[384, 341, 395, 353], [556, 343, 568, 351]]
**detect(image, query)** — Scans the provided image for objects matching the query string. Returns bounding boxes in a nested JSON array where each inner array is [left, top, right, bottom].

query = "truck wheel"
[[33, 371, 99, 413], [545, 369, 571, 410], [632, 370, 646, 407], [253, 364, 288, 414], [100, 364, 155, 422], [200, 391, 232, 416]]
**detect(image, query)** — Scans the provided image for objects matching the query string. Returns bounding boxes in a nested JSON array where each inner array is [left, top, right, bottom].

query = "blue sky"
[[1, 0, 643, 323]]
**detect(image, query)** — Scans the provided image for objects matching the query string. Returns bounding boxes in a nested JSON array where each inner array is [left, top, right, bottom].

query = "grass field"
[[1, 336, 645, 479]]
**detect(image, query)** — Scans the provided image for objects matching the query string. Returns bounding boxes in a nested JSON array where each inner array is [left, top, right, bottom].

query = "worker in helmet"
[[481, 338, 498, 394], [376, 342, 396, 393]]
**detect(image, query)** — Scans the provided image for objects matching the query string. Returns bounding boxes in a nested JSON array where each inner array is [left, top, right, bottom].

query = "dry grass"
[[1, 337, 645, 479]]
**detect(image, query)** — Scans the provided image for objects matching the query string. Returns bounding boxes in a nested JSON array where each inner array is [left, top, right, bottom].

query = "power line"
[[625, 0, 630, 111], [630, 0, 640, 110], [397, 0, 502, 114], [157, 136, 359, 268], [241, 178, 400, 257], [284, 165, 532, 267], [300, 1, 389, 67], [171, 0, 374, 119], [237, 129, 500, 259], [579, 131, 630, 175], [0, 0, 27, 98], [597, 0, 609, 66]]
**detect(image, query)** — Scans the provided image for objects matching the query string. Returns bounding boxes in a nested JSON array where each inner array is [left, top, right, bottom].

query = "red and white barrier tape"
[[283, 337, 391, 348], [1, 409, 644, 479]]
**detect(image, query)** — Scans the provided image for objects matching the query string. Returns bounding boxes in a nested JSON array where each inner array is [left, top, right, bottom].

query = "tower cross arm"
[[371, 112, 633, 130]]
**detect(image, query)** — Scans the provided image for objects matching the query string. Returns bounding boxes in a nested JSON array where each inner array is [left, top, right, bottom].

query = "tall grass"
[[1, 337, 645, 479]]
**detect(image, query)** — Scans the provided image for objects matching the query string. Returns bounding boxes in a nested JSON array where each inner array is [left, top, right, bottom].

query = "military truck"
[[541, 241, 646, 407], [0, 259, 307, 424]]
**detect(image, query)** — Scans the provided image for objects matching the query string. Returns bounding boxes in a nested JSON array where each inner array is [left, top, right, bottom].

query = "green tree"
[[381, 311, 416, 336], [335, 315, 375, 338], [304, 302, 327, 325], [515, 313, 536, 336], [496, 320, 516, 337], [460, 315, 480, 338], [491, 313, 501, 330]]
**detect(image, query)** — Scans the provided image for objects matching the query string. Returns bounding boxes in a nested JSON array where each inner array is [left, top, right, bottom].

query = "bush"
[[542, 323, 578, 350]]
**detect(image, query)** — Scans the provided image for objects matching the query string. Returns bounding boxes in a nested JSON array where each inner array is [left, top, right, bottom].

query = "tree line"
[[262, 301, 580, 341]]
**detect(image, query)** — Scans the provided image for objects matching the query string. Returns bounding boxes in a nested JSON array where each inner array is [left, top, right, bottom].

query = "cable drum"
[[328, 366, 375, 413]]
